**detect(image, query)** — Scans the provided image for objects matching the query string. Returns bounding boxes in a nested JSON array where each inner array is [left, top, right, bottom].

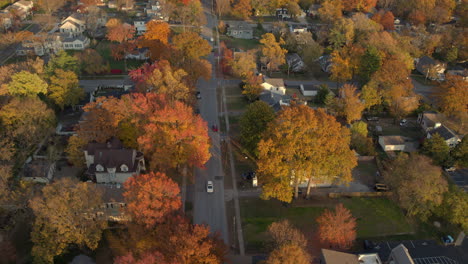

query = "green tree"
[[421, 133, 450, 166], [258, 106, 356, 202], [383, 153, 448, 219], [29, 178, 107, 263], [240, 101, 275, 156], [260, 33, 288, 72], [8, 71, 48, 97], [329, 18, 355, 50], [315, 84, 330, 105], [452, 135, 468, 167], [48, 69, 85, 109], [359, 46, 382, 84], [360, 82, 381, 111], [435, 185, 468, 230], [350, 121, 375, 156], [45, 50, 80, 76]]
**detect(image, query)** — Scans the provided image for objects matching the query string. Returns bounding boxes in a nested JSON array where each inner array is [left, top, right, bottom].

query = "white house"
[[60, 14, 86, 37], [378, 136, 408, 152], [300, 84, 319, 96], [4, 0, 33, 20], [62, 35, 90, 50], [427, 125, 460, 147], [417, 111, 442, 132], [16, 33, 63, 56], [125, 47, 149, 60], [261, 77, 286, 95], [84, 138, 145, 184], [134, 19, 148, 35]]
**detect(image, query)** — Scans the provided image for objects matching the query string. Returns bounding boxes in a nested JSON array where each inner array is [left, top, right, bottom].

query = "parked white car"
[[206, 181, 214, 193]]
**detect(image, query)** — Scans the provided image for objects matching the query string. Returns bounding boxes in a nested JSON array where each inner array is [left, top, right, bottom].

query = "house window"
[[75, 44, 81, 48], [96, 164, 104, 172]]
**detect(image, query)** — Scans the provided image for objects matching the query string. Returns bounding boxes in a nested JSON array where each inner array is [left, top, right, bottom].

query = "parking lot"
[[364, 239, 468, 264]]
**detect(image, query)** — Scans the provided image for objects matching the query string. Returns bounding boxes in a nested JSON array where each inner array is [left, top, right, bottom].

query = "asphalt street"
[[192, 3, 229, 244]]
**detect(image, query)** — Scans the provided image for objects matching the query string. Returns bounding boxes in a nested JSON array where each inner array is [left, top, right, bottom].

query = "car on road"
[[399, 119, 407, 126], [206, 181, 214, 193], [374, 183, 389, 192], [196, 91, 201, 99], [211, 125, 218, 132]]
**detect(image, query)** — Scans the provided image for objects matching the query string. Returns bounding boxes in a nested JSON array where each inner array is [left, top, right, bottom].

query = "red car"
[[211, 125, 218, 132]]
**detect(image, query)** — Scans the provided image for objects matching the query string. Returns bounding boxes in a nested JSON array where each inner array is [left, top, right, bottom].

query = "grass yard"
[[95, 41, 145, 72], [226, 95, 249, 111], [219, 35, 260, 51], [240, 197, 415, 253]]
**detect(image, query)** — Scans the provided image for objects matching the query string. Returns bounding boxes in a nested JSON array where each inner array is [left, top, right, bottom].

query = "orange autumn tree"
[[316, 203, 356, 250], [124, 172, 181, 228], [257, 105, 357, 202], [138, 21, 171, 61], [336, 84, 365, 124], [131, 93, 211, 173], [343, 0, 376, 12]]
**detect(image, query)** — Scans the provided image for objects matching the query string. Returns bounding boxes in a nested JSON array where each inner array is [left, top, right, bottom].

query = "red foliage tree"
[[381, 11, 395, 30], [131, 93, 211, 172], [316, 203, 357, 250], [408, 10, 426, 25], [220, 41, 233, 75], [123, 172, 182, 228]]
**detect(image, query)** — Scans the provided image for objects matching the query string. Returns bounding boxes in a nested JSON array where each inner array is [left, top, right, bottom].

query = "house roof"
[[321, 249, 359, 264], [380, 136, 408, 146], [421, 111, 442, 128], [389, 244, 415, 264], [416, 56, 445, 74], [23, 159, 53, 179], [86, 138, 123, 155], [263, 77, 285, 88], [227, 21, 253, 31], [429, 125, 458, 141], [259, 91, 290, 112]]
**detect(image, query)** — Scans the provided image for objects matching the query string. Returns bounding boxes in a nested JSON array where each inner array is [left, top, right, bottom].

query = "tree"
[[315, 84, 331, 105], [29, 178, 107, 263], [300, 41, 324, 71], [350, 121, 375, 155], [231, 0, 252, 19], [0, 97, 55, 159], [79, 49, 109, 75], [130, 61, 191, 102], [123, 172, 181, 228], [215, 0, 231, 16], [242, 74, 264, 102], [141, 21, 170, 44], [452, 135, 468, 167], [265, 243, 311, 264], [383, 153, 448, 219], [330, 49, 353, 84], [132, 93, 211, 173], [229, 51, 257, 79], [421, 133, 450, 166], [65, 135, 87, 167], [106, 19, 135, 44], [260, 33, 287, 72], [359, 46, 382, 84], [360, 83, 382, 111], [316, 204, 356, 250], [267, 220, 307, 249], [435, 185, 468, 231], [343, 0, 377, 12], [257, 106, 357, 202], [240, 101, 275, 156], [48, 69, 84, 109], [7, 71, 48, 97], [115, 251, 176, 264], [172, 31, 211, 61], [436, 75, 468, 120], [336, 84, 365, 124], [329, 18, 355, 50], [45, 50, 80, 76], [318, 0, 343, 23]]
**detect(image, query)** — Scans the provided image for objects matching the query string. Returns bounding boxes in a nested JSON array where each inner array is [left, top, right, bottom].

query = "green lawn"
[[226, 96, 249, 111], [95, 41, 145, 72], [240, 197, 415, 252], [219, 36, 260, 51]]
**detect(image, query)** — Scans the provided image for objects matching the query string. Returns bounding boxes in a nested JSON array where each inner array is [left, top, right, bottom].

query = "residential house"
[[84, 138, 145, 184], [446, 68, 468, 81], [90, 184, 131, 222], [416, 56, 446, 80], [289, 24, 308, 33], [60, 13, 86, 37], [226, 21, 253, 39], [16, 33, 63, 56], [378, 136, 410, 152], [318, 55, 332, 73], [22, 159, 56, 184], [387, 244, 414, 264], [107, 0, 117, 8], [427, 125, 460, 147], [259, 91, 291, 112], [3, 0, 33, 20], [286, 53, 306, 73], [394, 18, 404, 31], [321, 249, 382, 264], [125, 47, 149, 60], [62, 35, 90, 50], [308, 4, 320, 17], [300, 84, 319, 96], [417, 111, 442, 132], [0, 12, 12, 31], [261, 77, 286, 95], [276, 8, 291, 20], [145, 0, 166, 20], [134, 18, 149, 35]]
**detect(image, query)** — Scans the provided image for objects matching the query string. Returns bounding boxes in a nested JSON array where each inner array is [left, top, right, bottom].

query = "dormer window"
[[120, 164, 128, 172], [96, 164, 104, 172]]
